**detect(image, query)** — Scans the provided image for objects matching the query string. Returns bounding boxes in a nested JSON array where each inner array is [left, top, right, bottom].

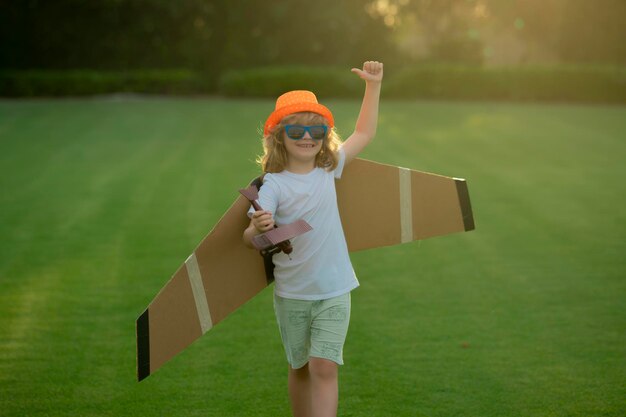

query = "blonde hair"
[[257, 112, 342, 173]]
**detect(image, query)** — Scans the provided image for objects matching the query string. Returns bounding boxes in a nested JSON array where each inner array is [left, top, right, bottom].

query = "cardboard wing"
[[136, 158, 474, 381]]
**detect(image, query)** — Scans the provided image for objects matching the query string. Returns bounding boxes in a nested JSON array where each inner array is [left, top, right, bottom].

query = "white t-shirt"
[[248, 147, 359, 300]]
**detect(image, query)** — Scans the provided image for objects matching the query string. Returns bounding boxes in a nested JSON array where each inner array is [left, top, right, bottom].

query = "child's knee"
[[289, 362, 309, 378], [308, 357, 338, 380]]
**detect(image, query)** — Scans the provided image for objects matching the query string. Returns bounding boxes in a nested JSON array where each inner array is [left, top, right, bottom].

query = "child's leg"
[[274, 292, 350, 417], [274, 294, 314, 416], [289, 363, 311, 417], [308, 357, 338, 417], [308, 292, 351, 417], [289, 358, 338, 417]]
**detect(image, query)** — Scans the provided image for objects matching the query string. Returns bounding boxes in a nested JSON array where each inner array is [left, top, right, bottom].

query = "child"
[[243, 61, 383, 417]]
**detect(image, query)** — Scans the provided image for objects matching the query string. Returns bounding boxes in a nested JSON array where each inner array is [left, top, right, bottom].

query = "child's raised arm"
[[342, 61, 384, 164]]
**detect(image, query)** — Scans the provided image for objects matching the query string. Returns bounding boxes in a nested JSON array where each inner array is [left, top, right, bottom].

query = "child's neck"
[[285, 158, 316, 174]]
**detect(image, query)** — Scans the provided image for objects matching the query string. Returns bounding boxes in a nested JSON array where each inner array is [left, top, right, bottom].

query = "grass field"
[[0, 96, 624, 416]]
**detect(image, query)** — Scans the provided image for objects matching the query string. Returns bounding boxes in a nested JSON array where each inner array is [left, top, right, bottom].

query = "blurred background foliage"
[[1, 0, 625, 101]]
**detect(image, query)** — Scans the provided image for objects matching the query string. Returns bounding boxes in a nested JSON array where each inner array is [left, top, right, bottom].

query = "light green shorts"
[[273, 292, 351, 369]]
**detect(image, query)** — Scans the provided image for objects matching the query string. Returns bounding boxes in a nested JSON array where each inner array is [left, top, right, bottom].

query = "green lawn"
[[0, 96, 624, 416]]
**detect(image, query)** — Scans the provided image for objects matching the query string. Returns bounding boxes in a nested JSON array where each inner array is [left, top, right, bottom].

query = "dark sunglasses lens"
[[286, 126, 305, 139], [310, 126, 327, 139]]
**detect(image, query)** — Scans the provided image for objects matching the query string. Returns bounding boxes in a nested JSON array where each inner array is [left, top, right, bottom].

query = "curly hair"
[[257, 112, 342, 173]]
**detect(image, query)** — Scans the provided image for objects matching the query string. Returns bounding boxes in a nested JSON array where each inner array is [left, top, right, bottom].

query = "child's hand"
[[351, 61, 384, 84], [251, 210, 275, 233]]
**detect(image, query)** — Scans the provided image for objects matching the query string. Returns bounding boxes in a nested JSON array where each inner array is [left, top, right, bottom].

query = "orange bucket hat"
[[264, 90, 334, 135]]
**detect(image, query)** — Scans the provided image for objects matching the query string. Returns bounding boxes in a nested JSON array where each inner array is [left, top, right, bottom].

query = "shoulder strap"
[[250, 174, 265, 191], [248, 173, 274, 284]]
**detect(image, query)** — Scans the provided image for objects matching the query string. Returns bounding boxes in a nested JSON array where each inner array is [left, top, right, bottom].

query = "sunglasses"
[[284, 125, 328, 140]]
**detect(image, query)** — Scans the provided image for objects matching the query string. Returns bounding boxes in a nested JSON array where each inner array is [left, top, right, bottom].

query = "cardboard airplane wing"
[[136, 158, 474, 381]]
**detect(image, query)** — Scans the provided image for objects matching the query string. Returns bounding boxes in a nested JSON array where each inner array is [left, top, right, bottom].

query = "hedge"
[[0, 69, 211, 97], [384, 65, 626, 103], [1, 65, 625, 104], [218, 66, 362, 98]]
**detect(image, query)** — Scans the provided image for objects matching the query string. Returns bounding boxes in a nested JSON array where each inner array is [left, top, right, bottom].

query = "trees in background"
[[365, 0, 626, 66], [1, 0, 624, 76], [0, 0, 395, 80]]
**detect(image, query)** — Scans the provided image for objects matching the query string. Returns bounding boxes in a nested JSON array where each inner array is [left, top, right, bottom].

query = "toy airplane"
[[136, 157, 475, 381], [238, 185, 312, 257]]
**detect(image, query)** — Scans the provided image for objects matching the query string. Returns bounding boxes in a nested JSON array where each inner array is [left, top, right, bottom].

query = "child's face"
[[282, 126, 323, 163]]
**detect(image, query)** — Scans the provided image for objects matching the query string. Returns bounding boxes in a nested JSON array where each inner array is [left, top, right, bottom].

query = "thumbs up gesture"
[[351, 61, 384, 84]]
